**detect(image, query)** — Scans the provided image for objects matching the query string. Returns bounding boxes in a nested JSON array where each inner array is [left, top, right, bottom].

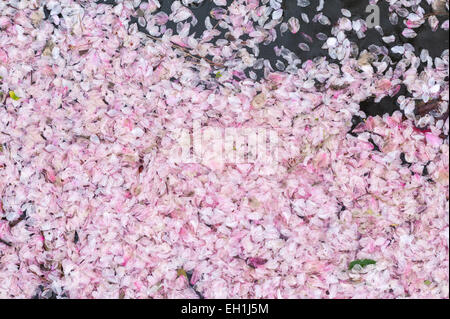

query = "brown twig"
[[414, 99, 442, 116], [0, 238, 12, 247]]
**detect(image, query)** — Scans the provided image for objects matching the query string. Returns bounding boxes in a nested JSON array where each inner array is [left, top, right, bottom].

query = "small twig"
[[78, 13, 84, 33], [0, 238, 12, 247], [415, 99, 441, 116], [212, 21, 220, 30], [9, 211, 26, 228]]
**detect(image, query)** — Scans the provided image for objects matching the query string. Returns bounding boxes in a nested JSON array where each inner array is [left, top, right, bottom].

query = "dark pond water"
[[93, 0, 449, 117]]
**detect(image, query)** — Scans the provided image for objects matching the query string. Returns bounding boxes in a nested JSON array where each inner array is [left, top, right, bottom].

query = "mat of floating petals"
[[0, 0, 448, 299]]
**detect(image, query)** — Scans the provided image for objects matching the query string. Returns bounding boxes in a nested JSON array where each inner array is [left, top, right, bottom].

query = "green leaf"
[[9, 91, 20, 101], [348, 259, 376, 270], [177, 268, 188, 279], [424, 280, 432, 286], [215, 72, 222, 78]]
